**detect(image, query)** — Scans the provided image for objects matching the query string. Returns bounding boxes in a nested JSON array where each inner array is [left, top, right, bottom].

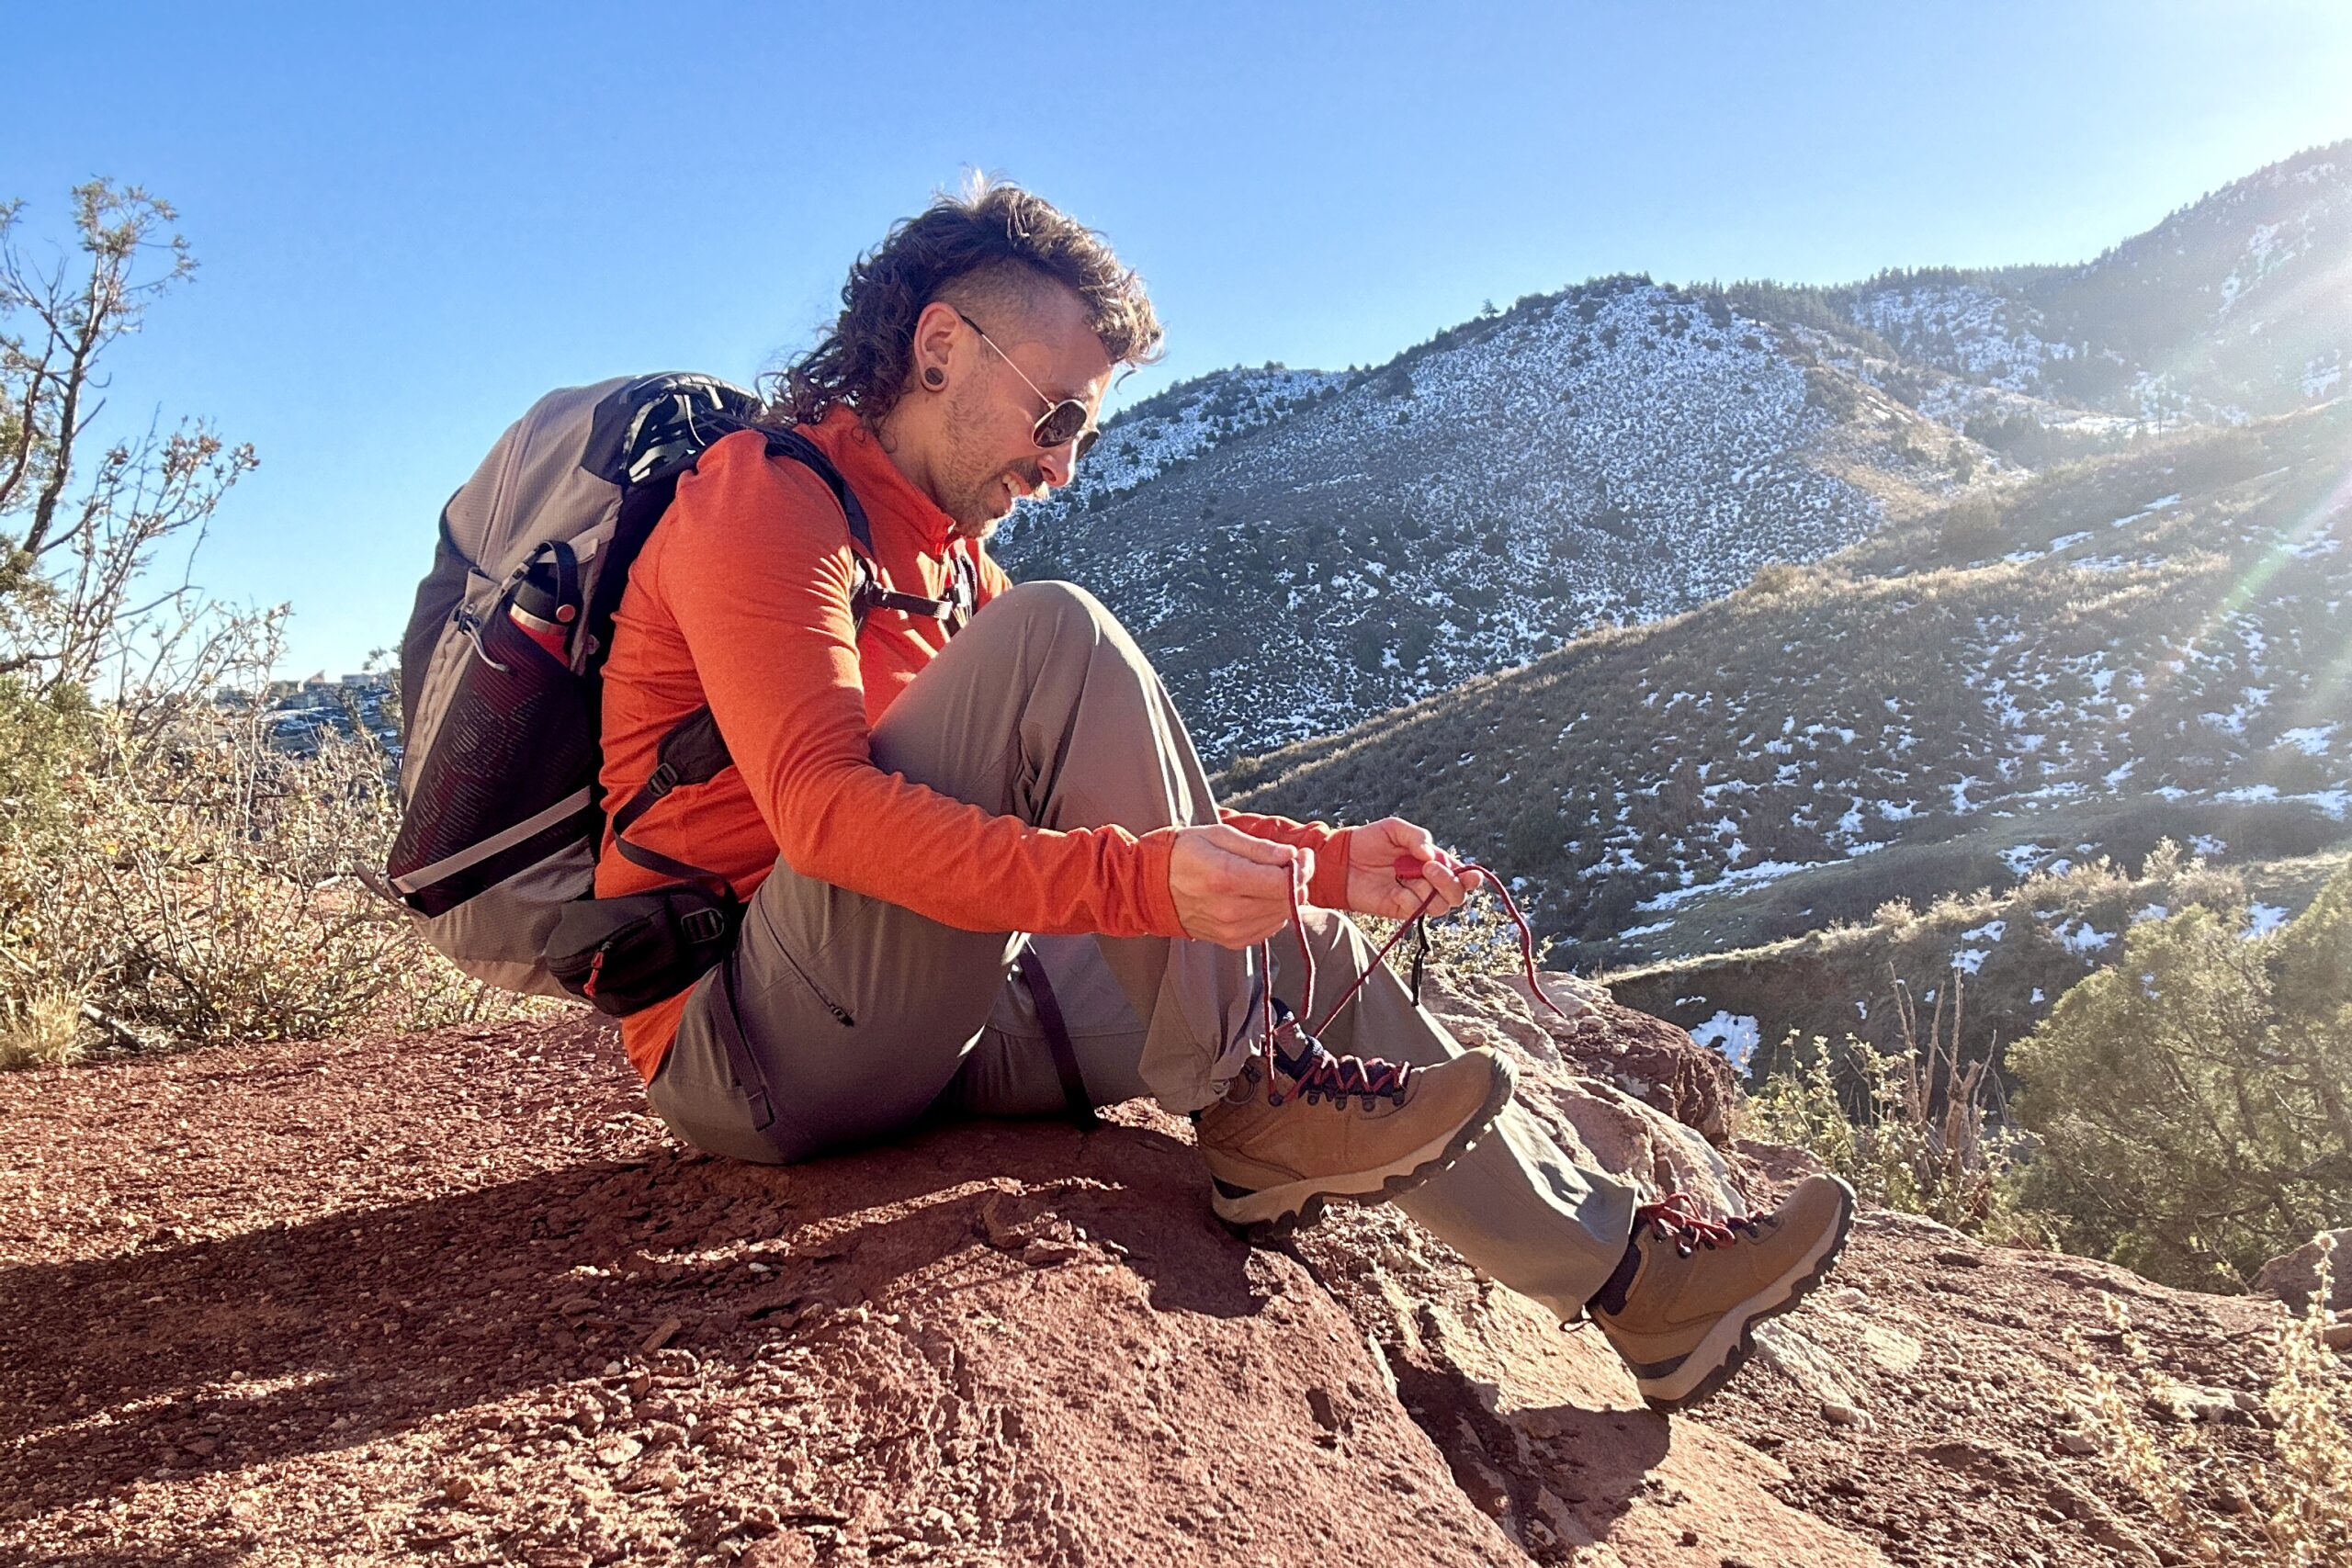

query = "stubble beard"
[[947, 461, 1041, 544], [944, 473, 1007, 542]]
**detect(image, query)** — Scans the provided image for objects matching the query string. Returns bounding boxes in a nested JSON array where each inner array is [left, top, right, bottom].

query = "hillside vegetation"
[[1826, 140, 2352, 421], [1001, 141, 2352, 764], [1609, 840, 2346, 1075], [1001, 276, 1963, 761], [1228, 407, 2352, 960]]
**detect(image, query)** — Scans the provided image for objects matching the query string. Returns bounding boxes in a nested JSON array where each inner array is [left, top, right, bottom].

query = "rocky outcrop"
[[0, 983, 2319, 1567], [1424, 969, 1738, 1145], [2253, 1227, 2350, 1314]]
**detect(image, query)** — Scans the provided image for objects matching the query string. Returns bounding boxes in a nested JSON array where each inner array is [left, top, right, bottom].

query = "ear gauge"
[[923, 367, 946, 389]]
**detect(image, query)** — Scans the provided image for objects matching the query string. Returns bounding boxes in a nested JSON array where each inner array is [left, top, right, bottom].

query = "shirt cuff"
[[1136, 826, 1189, 939], [1307, 826, 1354, 910]]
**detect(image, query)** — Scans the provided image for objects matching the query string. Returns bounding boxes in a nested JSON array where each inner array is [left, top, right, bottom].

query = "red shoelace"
[[1254, 852, 1568, 1100], [1633, 1191, 1760, 1256]]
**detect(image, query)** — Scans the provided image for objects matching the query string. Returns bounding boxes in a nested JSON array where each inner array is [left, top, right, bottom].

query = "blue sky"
[[9, 1, 2351, 680]]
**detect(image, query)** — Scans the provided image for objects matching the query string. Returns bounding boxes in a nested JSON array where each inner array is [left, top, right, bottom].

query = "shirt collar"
[[804, 405, 957, 557]]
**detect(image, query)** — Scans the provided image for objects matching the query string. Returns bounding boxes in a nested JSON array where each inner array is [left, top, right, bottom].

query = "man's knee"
[[1300, 905, 1374, 963], [978, 579, 1164, 694], [989, 578, 1117, 641]]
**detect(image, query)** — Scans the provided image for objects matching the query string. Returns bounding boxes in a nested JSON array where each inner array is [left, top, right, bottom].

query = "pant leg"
[[940, 933, 1154, 1119], [944, 908, 1641, 1319], [1271, 909, 1638, 1318], [649, 581, 1264, 1163]]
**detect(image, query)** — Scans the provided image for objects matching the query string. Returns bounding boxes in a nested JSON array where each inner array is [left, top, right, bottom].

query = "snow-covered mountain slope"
[[1826, 140, 2352, 423], [1225, 404, 2352, 955], [1000, 365, 1344, 514], [998, 278, 1962, 763], [995, 145, 2350, 765]]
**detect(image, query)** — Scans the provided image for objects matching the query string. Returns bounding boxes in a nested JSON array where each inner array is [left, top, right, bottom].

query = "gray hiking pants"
[[647, 581, 1638, 1319]]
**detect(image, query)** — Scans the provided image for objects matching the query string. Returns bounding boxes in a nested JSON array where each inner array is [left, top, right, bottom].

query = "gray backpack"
[[387, 373, 972, 1001]]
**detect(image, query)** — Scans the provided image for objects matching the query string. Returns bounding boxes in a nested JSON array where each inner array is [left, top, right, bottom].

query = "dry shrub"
[[2065, 1235, 2352, 1565], [0, 183, 549, 1065], [0, 987, 83, 1068], [1361, 888, 1556, 987], [0, 691, 548, 1062], [1742, 966, 2032, 1237]]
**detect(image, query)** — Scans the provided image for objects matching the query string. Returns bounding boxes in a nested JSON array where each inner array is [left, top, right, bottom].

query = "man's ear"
[[910, 300, 964, 390]]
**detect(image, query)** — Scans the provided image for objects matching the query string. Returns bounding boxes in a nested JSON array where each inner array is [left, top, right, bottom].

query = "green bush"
[[1937, 493, 2004, 558], [2008, 862, 2352, 1291], [1504, 805, 1569, 869]]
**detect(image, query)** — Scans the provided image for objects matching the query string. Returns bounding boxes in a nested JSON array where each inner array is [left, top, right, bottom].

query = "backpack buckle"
[[679, 906, 729, 945], [641, 761, 679, 799]]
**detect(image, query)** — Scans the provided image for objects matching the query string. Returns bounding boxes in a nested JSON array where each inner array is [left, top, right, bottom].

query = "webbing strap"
[[710, 951, 792, 1151], [865, 583, 963, 619], [604, 429, 976, 901], [615, 835, 731, 886], [1014, 942, 1099, 1130], [610, 705, 730, 841]]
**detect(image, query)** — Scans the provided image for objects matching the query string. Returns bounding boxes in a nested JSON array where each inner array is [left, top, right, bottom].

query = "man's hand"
[[1169, 824, 1310, 948], [1343, 817, 1486, 919]]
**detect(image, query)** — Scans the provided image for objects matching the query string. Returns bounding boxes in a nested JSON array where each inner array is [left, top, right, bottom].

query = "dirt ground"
[[0, 1012, 2315, 1566]]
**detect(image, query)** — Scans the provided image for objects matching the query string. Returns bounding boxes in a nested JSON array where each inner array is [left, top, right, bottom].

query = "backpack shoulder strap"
[[758, 430, 967, 628], [604, 430, 968, 888], [757, 428, 877, 557]]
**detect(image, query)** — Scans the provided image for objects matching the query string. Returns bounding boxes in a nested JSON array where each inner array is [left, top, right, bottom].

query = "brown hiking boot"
[[1195, 1010, 1515, 1242], [1589, 1175, 1857, 1413]]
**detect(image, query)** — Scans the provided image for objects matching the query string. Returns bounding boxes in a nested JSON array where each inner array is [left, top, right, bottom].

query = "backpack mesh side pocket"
[[388, 592, 599, 919]]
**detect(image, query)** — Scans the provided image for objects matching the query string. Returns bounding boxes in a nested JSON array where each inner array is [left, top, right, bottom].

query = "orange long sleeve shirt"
[[596, 409, 1351, 1081]]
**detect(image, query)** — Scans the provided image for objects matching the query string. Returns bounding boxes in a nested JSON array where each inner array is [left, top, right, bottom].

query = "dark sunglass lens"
[[1035, 400, 1089, 449], [1075, 427, 1100, 462]]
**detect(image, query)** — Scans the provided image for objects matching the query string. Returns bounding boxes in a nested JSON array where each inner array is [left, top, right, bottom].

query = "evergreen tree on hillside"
[[2009, 863, 2352, 1292]]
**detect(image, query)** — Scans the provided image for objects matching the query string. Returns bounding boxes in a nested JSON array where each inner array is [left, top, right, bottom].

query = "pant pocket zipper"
[[775, 940, 854, 1027]]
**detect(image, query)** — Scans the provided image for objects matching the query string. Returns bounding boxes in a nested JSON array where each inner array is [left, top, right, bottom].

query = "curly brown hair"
[[768, 177, 1163, 428]]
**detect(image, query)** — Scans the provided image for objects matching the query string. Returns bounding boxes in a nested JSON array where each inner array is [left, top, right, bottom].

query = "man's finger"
[[1214, 902, 1292, 946], [1214, 853, 1296, 900], [1208, 823, 1299, 865], [1215, 832, 1311, 898]]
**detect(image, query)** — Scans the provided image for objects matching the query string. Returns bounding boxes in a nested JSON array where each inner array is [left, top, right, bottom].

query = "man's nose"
[[1037, 442, 1076, 490]]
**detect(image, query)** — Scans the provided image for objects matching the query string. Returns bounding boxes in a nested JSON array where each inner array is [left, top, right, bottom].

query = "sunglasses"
[[956, 310, 1101, 461]]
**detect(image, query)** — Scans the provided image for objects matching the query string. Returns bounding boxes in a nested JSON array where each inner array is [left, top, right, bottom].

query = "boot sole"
[[1211, 1055, 1518, 1244], [1628, 1177, 1858, 1414]]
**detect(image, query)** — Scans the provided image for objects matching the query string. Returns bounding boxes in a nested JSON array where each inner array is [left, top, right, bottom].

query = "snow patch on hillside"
[[1005, 281, 1890, 760], [1845, 283, 2070, 393]]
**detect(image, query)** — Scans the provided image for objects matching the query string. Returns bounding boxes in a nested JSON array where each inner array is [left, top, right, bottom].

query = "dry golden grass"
[[0, 695, 549, 1066], [1737, 966, 2034, 1238], [2068, 1235, 2352, 1565], [0, 987, 84, 1069]]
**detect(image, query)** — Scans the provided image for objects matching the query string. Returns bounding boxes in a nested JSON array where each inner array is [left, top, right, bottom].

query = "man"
[[595, 179, 1853, 1411]]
